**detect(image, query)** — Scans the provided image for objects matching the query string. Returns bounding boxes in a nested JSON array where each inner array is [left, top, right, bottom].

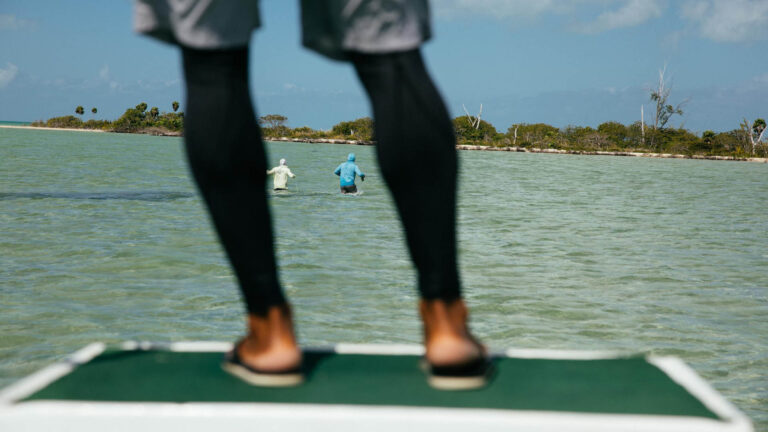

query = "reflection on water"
[[0, 128, 766, 427]]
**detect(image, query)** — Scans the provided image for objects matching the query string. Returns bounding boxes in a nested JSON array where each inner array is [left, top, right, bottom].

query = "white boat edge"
[[0, 342, 754, 432]]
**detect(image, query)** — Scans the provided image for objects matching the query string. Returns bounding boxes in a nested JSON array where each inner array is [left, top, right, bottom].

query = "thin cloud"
[[98, 65, 122, 90], [574, 0, 664, 33], [0, 14, 34, 30], [0, 63, 19, 88], [435, 0, 768, 42], [740, 72, 768, 92], [681, 0, 768, 42], [283, 82, 308, 92], [754, 73, 768, 84], [433, 0, 574, 19], [435, 0, 665, 33], [99, 65, 110, 81]]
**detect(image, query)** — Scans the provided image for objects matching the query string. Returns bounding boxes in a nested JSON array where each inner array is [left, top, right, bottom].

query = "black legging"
[[182, 47, 460, 316]]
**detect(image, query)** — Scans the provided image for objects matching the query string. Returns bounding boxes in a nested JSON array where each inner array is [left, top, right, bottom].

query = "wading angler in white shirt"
[[267, 158, 296, 191]]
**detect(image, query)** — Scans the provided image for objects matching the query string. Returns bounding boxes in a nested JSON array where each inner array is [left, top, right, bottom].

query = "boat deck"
[[0, 342, 753, 431]]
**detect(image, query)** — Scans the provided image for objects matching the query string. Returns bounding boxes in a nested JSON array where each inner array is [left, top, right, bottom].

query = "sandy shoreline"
[[3, 126, 765, 163], [453, 144, 768, 163], [0, 125, 105, 133], [266, 136, 375, 146], [267, 136, 768, 163]]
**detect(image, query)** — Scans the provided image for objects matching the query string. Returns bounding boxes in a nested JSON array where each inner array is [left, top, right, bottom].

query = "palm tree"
[[75, 106, 84, 116], [702, 130, 716, 154], [753, 118, 766, 140], [172, 101, 180, 112], [91, 107, 97, 115]]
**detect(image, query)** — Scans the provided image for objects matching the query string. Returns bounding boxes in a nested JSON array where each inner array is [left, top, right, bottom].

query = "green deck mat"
[[24, 350, 717, 419]]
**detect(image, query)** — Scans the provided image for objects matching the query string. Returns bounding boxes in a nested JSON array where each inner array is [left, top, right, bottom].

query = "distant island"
[[30, 102, 184, 137], [16, 101, 768, 162]]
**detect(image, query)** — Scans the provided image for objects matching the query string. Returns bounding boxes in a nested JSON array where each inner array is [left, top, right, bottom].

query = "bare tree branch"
[[462, 104, 483, 129]]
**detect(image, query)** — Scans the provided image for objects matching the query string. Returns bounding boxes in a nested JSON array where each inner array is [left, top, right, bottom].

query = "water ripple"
[[0, 131, 766, 428]]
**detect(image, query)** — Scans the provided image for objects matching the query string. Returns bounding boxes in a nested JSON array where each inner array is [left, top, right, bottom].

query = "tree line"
[[31, 101, 184, 135], [448, 116, 767, 157], [259, 68, 766, 157], [261, 113, 767, 158], [30, 102, 766, 157]]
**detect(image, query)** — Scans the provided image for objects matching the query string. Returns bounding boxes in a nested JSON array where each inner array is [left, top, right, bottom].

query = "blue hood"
[[334, 155, 364, 187]]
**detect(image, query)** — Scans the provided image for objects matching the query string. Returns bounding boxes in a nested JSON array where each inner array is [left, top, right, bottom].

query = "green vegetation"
[[467, 119, 765, 157], [330, 117, 373, 141], [256, 115, 374, 141], [258, 113, 766, 157], [31, 102, 184, 135], [453, 116, 498, 143], [258, 114, 290, 137], [29, 103, 766, 157]]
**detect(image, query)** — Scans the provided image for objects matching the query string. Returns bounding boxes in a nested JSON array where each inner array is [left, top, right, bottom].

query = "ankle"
[[245, 304, 299, 350], [419, 298, 469, 339], [420, 298, 484, 364]]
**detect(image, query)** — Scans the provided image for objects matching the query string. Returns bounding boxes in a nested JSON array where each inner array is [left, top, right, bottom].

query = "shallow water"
[[1, 128, 766, 428]]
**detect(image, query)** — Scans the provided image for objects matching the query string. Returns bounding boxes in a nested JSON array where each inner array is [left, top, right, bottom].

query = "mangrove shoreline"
[[5, 125, 764, 163], [268, 135, 768, 163]]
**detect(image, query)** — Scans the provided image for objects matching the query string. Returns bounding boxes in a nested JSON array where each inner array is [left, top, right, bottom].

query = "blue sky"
[[1, 0, 766, 133]]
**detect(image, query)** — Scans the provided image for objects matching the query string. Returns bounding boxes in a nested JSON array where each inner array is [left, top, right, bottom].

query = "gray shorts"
[[134, 0, 431, 60]]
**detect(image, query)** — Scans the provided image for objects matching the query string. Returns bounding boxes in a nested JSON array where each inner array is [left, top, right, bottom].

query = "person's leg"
[[181, 46, 300, 373], [350, 50, 484, 367]]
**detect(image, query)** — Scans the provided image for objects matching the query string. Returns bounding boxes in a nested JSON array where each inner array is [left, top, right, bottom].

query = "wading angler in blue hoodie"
[[334, 153, 365, 194]]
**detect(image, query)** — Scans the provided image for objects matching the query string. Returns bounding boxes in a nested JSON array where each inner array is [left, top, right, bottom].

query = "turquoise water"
[[1, 128, 766, 428]]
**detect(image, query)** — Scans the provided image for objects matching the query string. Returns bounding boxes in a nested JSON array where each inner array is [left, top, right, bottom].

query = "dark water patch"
[[0, 191, 195, 202]]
